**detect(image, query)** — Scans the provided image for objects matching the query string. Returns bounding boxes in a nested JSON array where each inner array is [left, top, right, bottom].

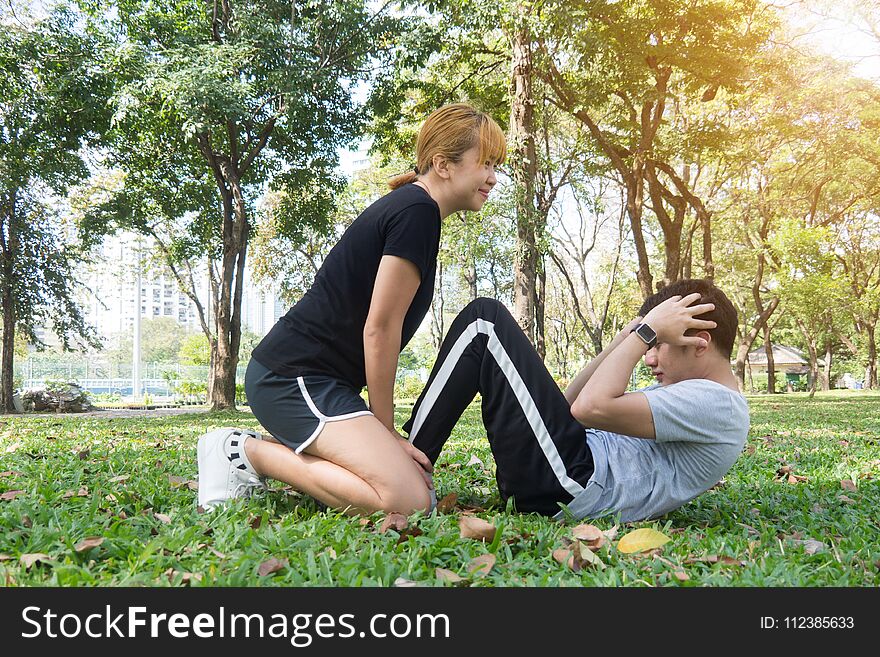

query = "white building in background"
[[79, 232, 286, 343], [240, 269, 287, 336]]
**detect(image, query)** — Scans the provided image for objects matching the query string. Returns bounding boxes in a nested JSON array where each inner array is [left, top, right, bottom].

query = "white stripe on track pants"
[[402, 298, 594, 515]]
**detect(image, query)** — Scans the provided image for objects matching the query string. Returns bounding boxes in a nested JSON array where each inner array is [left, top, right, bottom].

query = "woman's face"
[[446, 145, 498, 213]]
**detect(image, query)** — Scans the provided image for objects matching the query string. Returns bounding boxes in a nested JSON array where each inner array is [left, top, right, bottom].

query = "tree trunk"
[[0, 194, 19, 414], [207, 173, 248, 410], [734, 297, 780, 391], [822, 337, 832, 391], [794, 318, 820, 397], [762, 324, 776, 394], [535, 258, 546, 361], [627, 175, 654, 298], [1, 288, 16, 414], [509, 12, 539, 342], [465, 253, 478, 301], [430, 260, 445, 351], [866, 322, 877, 389]]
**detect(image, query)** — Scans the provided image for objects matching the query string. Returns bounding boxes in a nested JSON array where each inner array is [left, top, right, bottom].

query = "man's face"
[[644, 341, 700, 385]]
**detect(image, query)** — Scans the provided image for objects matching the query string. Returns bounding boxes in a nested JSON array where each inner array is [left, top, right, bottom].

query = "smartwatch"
[[631, 322, 657, 349]]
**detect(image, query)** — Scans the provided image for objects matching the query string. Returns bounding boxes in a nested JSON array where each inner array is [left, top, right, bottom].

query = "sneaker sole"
[[197, 431, 222, 510]]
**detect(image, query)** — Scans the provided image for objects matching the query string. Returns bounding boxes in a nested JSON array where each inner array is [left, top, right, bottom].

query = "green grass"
[[1, 391, 878, 587]]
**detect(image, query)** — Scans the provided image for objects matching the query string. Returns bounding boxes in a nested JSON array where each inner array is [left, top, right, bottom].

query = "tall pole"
[[132, 237, 142, 401]]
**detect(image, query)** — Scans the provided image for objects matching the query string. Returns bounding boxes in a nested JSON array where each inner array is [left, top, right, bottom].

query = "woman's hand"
[[395, 433, 434, 490]]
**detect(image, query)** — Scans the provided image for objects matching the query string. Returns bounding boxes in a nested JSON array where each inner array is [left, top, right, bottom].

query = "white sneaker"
[[197, 427, 266, 510]]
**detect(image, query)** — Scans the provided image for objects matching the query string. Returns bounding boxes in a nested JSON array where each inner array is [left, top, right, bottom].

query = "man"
[[402, 278, 749, 522]]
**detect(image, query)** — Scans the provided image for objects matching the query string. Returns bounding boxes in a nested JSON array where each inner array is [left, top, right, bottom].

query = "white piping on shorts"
[[406, 318, 585, 498], [295, 377, 373, 454]]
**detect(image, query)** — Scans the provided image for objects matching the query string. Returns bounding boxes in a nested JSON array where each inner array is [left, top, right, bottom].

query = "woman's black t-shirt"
[[251, 184, 441, 390]]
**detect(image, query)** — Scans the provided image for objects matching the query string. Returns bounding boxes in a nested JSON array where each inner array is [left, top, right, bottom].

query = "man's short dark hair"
[[638, 279, 738, 358]]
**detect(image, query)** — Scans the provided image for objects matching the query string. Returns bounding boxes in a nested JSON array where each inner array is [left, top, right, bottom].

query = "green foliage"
[[178, 333, 211, 366]]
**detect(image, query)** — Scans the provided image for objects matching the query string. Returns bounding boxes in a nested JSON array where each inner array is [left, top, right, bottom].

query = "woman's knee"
[[376, 481, 432, 515]]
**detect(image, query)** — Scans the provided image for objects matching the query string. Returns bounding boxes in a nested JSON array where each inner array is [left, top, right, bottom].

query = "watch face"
[[636, 323, 657, 344]]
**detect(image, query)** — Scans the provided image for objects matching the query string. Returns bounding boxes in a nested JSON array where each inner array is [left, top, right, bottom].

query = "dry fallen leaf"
[[393, 577, 420, 587], [0, 490, 25, 501], [0, 470, 21, 478], [435, 492, 458, 514], [74, 537, 105, 553], [793, 539, 826, 555], [459, 516, 497, 542], [552, 548, 572, 565], [77, 449, 91, 460], [378, 512, 408, 534], [153, 512, 172, 524], [0, 553, 12, 561], [466, 455, 484, 468], [168, 475, 188, 488], [435, 568, 464, 584], [673, 570, 690, 581], [571, 524, 604, 544], [109, 475, 129, 483], [186, 481, 199, 491], [20, 553, 51, 570], [684, 554, 745, 566], [165, 568, 203, 585], [467, 553, 496, 577], [249, 516, 262, 530], [570, 542, 606, 571], [838, 494, 857, 505], [396, 526, 423, 544], [840, 479, 857, 492], [257, 557, 288, 576], [62, 487, 89, 499], [617, 528, 671, 554]]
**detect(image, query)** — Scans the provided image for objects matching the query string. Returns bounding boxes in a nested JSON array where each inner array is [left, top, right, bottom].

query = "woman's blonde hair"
[[389, 103, 507, 189]]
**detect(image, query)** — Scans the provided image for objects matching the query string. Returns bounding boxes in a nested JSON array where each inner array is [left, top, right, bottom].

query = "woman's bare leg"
[[244, 415, 431, 515]]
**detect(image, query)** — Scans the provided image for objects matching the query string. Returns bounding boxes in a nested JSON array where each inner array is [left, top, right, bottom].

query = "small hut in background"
[[745, 345, 825, 391]]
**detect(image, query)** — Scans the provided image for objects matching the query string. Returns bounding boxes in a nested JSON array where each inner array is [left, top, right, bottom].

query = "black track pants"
[[402, 298, 594, 515]]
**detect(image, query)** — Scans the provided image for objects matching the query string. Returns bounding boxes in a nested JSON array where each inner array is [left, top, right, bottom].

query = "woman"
[[198, 103, 506, 515]]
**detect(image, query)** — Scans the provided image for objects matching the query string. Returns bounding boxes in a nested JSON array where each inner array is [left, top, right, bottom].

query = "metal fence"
[[14, 359, 247, 395]]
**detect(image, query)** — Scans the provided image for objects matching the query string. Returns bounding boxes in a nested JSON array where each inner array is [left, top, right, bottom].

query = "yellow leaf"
[[617, 528, 671, 554]]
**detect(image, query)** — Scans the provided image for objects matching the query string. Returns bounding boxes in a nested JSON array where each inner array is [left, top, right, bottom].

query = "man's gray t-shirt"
[[557, 379, 749, 523]]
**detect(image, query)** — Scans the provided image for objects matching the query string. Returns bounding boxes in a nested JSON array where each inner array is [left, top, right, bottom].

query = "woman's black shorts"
[[245, 358, 373, 453]]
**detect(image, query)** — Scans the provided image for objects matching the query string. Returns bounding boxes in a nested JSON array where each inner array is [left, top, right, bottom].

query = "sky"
[[782, 0, 880, 81]]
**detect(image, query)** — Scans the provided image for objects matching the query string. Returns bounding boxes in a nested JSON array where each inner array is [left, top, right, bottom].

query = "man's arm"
[[563, 318, 641, 405], [571, 293, 716, 439], [570, 332, 657, 438]]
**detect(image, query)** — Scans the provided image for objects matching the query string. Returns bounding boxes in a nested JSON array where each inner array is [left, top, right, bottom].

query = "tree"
[[535, 0, 778, 298], [179, 332, 210, 366], [0, 3, 108, 413], [84, 0, 405, 409]]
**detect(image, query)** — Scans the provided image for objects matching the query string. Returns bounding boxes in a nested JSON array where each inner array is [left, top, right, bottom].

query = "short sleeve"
[[642, 380, 741, 445], [382, 202, 440, 279]]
